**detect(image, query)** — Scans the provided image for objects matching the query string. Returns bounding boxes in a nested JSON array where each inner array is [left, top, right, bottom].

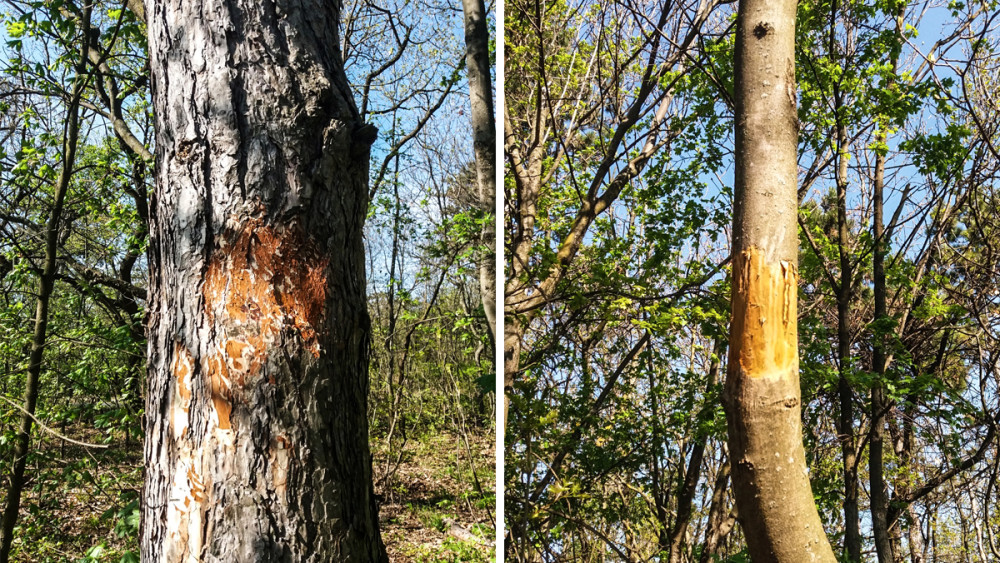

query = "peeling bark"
[[726, 1, 837, 560], [141, 0, 387, 560]]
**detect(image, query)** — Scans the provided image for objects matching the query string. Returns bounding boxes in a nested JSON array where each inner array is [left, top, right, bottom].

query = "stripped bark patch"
[[165, 443, 207, 562], [206, 353, 233, 430], [200, 216, 329, 431], [188, 467, 208, 502], [170, 345, 194, 439], [730, 245, 798, 380], [225, 338, 255, 376], [204, 216, 329, 359]]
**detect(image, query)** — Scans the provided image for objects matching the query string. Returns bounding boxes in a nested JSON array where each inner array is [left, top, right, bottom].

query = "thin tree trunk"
[[871, 127, 895, 563], [0, 7, 89, 561], [726, 1, 837, 560], [141, 0, 387, 559], [503, 315, 521, 427], [461, 0, 497, 342], [834, 120, 861, 562], [871, 8, 906, 562], [906, 504, 926, 563], [667, 342, 722, 563], [828, 2, 861, 556], [891, 404, 926, 563], [698, 459, 735, 563]]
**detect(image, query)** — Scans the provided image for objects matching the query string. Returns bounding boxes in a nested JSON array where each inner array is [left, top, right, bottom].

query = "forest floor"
[[7, 424, 494, 562], [375, 431, 496, 562]]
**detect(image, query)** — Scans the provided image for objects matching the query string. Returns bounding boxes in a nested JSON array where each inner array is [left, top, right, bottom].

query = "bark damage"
[[162, 214, 331, 561], [201, 215, 329, 428], [726, 0, 837, 559], [730, 246, 797, 381], [144, 0, 386, 558], [205, 216, 328, 356]]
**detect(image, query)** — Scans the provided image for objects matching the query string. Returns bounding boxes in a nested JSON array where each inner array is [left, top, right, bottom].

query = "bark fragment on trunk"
[[141, 0, 387, 560], [726, 1, 837, 560]]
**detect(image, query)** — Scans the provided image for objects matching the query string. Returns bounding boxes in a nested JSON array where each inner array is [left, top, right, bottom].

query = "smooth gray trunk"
[[461, 0, 497, 342], [726, 1, 837, 560]]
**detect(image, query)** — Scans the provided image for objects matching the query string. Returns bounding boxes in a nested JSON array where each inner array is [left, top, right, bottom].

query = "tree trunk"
[[0, 7, 89, 560], [828, 2, 861, 555], [698, 459, 737, 563], [461, 0, 497, 342], [503, 315, 521, 427], [834, 104, 861, 563], [905, 504, 925, 563], [871, 8, 905, 562], [726, 1, 837, 561], [141, 0, 387, 560], [667, 343, 722, 563], [870, 128, 895, 563]]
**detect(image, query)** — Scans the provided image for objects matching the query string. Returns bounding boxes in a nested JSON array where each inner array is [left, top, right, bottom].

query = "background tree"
[[0, 5, 89, 559]]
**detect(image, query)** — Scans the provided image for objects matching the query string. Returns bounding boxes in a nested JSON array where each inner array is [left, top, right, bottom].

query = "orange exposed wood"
[[203, 216, 328, 360], [187, 468, 207, 502], [172, 345, 193, 405], [730, 246, 798, 380], [170, 345, 194, 440], [199, 215, 330, 429], [225, 339, 252, 374], [206, 354, 232, 430]]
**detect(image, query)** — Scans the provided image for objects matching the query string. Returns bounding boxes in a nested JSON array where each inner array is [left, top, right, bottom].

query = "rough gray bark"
[[0, 7, 89, 560], [141, 0, 387, 560], [461, 0, 497, 342], [726, 0, 837, 560]]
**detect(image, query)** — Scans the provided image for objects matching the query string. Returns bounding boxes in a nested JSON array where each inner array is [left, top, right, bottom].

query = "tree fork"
[[726, 0, 837, 560]]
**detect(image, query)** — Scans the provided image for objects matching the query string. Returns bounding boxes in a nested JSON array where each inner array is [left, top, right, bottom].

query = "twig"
[[0, 396, 109, 449]]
